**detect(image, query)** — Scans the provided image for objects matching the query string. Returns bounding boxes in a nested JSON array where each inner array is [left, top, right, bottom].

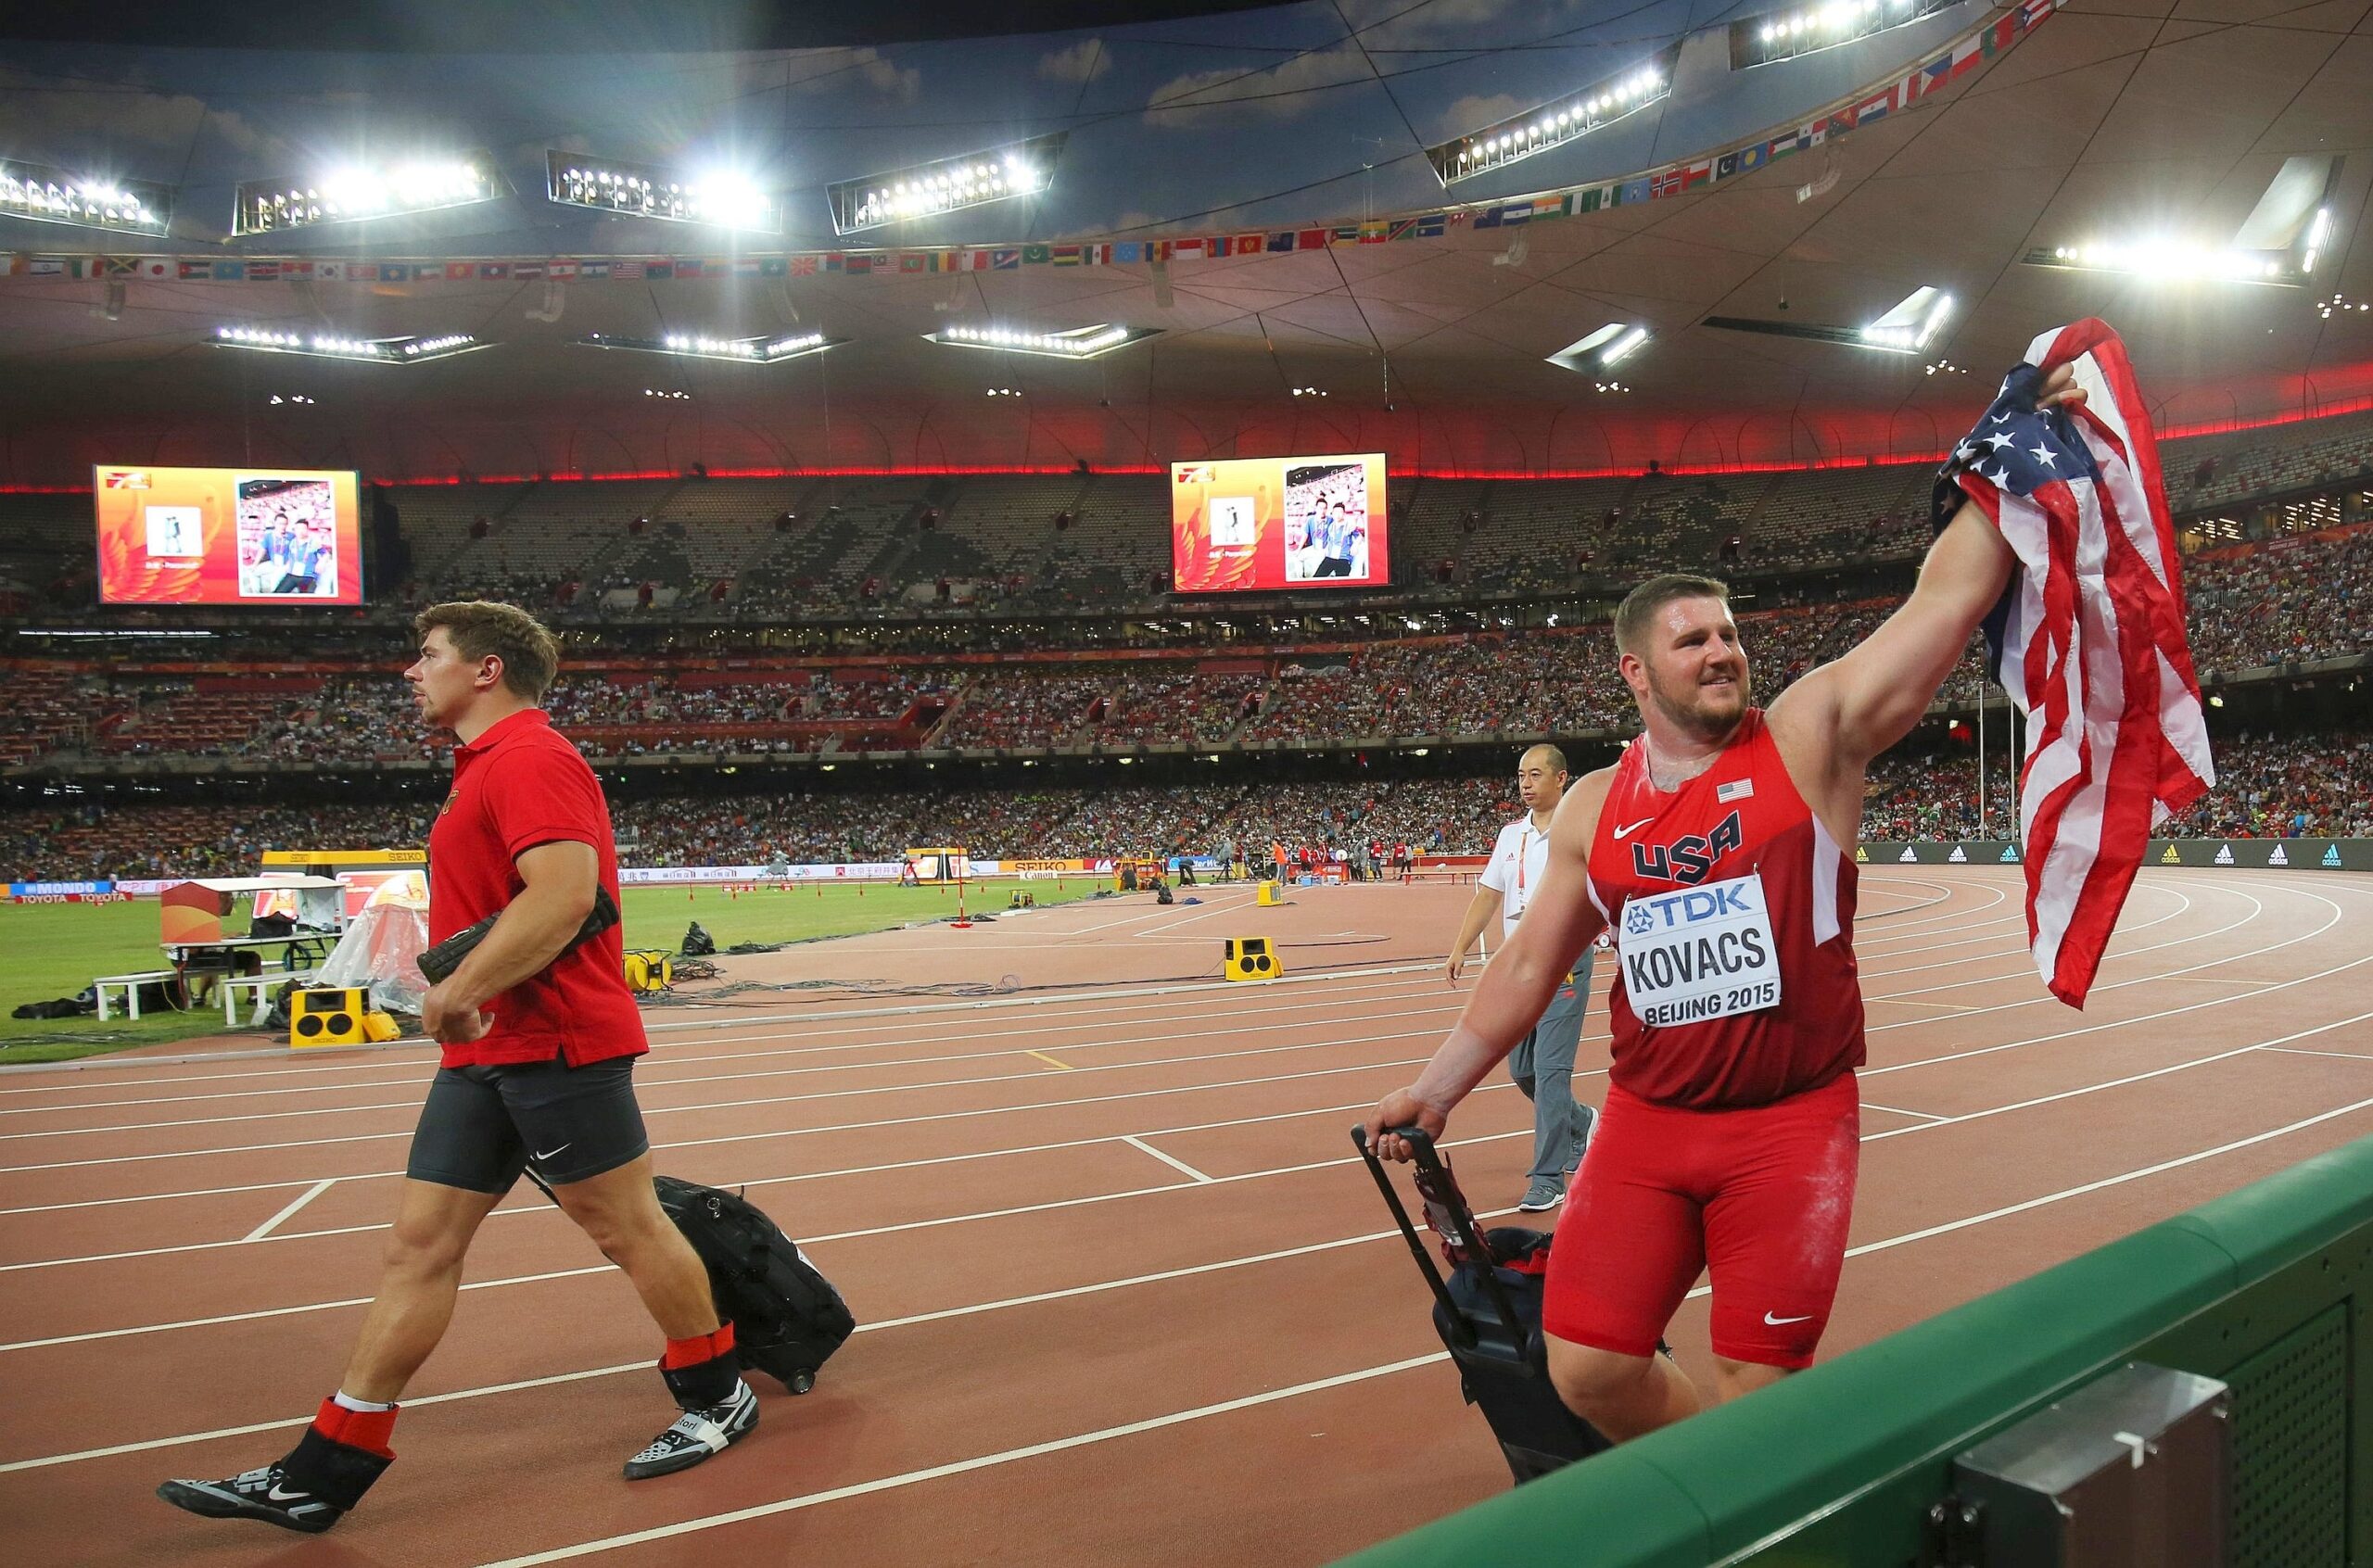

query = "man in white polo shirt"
[[1445, 743, 1598, 1210]]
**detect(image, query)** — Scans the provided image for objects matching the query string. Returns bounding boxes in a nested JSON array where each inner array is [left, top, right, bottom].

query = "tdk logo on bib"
[[1618, 871, 1783, 1029]]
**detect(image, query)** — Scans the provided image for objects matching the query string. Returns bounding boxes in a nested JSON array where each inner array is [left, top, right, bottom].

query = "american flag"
[[1935, 319, 2214, 1007]]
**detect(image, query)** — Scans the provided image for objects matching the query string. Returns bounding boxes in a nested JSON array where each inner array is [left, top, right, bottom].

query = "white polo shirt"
[[1479, 816, 1554, 940]]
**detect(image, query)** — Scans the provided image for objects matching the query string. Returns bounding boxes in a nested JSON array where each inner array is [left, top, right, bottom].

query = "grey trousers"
[[1509, 950, 1594, 1181]]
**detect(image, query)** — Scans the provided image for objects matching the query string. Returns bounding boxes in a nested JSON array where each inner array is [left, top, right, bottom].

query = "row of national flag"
[[1, 0, 2060, 288]]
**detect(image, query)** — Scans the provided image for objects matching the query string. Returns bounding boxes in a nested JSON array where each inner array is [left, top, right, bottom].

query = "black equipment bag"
[[651, 1175, 856, 1395], [1351, 1124, 1614, 1484], [419, 886, 619, 987], [520, 1168, 855, 1395]]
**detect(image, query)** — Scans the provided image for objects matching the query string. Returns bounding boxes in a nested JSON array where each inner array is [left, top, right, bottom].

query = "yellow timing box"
[[1256, 880, 1282, 906], [624, 950, 675, 994], [289, 987, 371, 1048], [362, 1011, 403, 1043], [1223, 936, 1283, 982]]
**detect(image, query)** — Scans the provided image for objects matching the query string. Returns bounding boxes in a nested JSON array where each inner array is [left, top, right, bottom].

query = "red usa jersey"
[[1586, 709, 1864, 1109]]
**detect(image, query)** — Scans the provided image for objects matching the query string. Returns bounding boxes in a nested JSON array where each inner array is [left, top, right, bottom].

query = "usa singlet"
[[1585, 709, 1864, 1108]]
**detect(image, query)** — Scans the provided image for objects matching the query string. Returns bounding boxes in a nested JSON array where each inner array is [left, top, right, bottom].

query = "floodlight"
[[214, 325, 488, 363], [545, 151, 781, 233], [1428, 47, 1680, 185], [1548, 322, 1650, 373], [576, 331, 840, 363], [2021, 241, 2307, 286], [1732, 0, 1956, 69], [0, 158, 172, 234], [926, 322, 1157, 360], [827, 132, 1068, 235], [1856, 286, 1953, 353], [234, 154, 504, 234]]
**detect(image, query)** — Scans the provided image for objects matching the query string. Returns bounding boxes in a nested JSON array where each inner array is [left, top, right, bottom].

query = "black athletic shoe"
[[624, 1380, 759, 1481], [157, 1463, 346, 1535]]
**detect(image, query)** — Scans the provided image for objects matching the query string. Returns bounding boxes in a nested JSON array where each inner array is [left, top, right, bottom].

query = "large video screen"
[[1171, 453, 1388, 593], [95, 465, 363, 606]]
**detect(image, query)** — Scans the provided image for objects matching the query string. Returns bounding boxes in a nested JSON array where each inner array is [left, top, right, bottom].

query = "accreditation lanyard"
[[1508, 821, 1543, 923]]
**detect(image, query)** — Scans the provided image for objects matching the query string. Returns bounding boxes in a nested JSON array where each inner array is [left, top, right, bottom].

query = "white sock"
[[332, 1389, 395, 1413]]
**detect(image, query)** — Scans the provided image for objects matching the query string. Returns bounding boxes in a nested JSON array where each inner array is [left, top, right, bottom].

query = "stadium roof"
[[0, 0, 2367, 485]]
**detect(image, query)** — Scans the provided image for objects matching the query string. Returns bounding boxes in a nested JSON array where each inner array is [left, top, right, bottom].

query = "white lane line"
[[11, 1084, 2358, 1501], [1863, 1010, 2373, 1143], [0, 879, 2295, 1176], [469, 1355, 1455, 1568], [0, 957, 1448, 1099], [20, 980, 2371, 1282], [0, 1042, 1452, 1176], [0, 875, 2153, 1127], [1121, 1135, 1214, 1184], [0, 903, 2087, 1156], [0, 1074, 1531, 1222], [0, 879, 2335, 1220], [0, 971, 1459, 1118], [239, 1179, 335, 1243], [0, 873, 2343, 1224], [14, 988, 2371, 1313], [2265, 1046, 2373, 1062], [1841, 1094, 2373, 1261], [0, 997, 1475, 1144]]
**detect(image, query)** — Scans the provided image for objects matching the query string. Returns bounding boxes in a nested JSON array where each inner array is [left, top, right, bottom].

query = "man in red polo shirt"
[[160, 601, 755, 1536]]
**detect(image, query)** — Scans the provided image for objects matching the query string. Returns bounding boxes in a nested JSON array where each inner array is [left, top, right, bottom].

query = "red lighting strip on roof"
[[7, 391, 2370, 495]]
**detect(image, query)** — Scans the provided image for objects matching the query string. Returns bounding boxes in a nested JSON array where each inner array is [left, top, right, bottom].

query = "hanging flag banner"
[[10, 1, 2062, 292]]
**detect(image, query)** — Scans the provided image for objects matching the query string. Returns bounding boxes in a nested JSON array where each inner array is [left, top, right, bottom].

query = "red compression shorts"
[[1542, 1071, 1859, 1370]]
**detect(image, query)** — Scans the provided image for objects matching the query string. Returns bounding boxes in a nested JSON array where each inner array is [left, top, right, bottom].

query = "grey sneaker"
[[1567, 1102, 1598, 1176], [624, 1380, 758, 1480], [1516, 1175, 1566, 1212]]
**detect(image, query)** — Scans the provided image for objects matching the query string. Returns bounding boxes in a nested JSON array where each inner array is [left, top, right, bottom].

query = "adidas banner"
[[1858, 840, 2371, 871]]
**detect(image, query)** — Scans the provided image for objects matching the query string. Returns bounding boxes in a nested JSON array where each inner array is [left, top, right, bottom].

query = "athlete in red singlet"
[[1362, 360, 2087, 1447]]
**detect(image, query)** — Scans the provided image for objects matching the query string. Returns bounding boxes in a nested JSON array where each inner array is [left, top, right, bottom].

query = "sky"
[[0, 0, 1979, 254]]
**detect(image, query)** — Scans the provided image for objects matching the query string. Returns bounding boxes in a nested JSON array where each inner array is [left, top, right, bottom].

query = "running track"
[[2, 867, 2368, 1566]]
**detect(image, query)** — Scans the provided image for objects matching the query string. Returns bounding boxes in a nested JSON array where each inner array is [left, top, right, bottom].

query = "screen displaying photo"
[[235, 478, 342, 599], [94, 466, 363, 605], [1170, 453, 1388, 592]]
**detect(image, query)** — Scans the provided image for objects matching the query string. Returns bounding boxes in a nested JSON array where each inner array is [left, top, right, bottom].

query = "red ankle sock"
[[311, 1397, 399, 1459], [662, 1321, 737, 1370]]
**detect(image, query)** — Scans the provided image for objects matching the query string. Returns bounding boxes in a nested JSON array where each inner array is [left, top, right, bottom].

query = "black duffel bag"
[[653, 1175, 856, 1395]]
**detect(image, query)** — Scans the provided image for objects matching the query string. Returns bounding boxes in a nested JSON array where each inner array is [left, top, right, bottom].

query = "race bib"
[[1617, 871, 1783, 1028]]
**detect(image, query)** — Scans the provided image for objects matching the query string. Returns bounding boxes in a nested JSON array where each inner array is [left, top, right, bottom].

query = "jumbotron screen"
[[94, 465, 363, 606], [1170, 452, 1388, 592]]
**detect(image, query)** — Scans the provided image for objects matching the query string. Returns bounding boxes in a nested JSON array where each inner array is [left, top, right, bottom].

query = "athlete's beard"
[[1643, 661, 1750, 741]]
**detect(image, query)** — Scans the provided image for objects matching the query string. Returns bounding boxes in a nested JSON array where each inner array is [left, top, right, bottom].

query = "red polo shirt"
[[426, 708, 647, 1069]]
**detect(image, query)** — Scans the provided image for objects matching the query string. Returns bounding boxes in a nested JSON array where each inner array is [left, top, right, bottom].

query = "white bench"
[[220, 970, 324, 1027], [92, 970, 183, 1021]]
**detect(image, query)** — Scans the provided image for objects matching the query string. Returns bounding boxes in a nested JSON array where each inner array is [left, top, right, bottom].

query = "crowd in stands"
[[7, 725, 2362, 883], [2171, 730, 2373, 839], [5, 512, 2361, 772], [2183, 526, 2373, 673], [933, 676, 1106, 749]]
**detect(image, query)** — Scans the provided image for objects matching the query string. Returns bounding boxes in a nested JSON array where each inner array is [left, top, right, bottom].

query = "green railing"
[[1343, 1132, 2373, 1566]]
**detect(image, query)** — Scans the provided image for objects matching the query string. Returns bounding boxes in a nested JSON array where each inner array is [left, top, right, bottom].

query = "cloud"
[[0, 68, 272, 165], [785, 46, 920, 105], [1436, 93, 1524, 143], [1038, 40, 1111, 85], [1340, 0, 1562, 47], [1144, 42, 1370, 127]]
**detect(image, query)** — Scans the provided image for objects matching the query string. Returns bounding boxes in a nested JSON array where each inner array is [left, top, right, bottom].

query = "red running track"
[[1, 868, 2368, 1567]]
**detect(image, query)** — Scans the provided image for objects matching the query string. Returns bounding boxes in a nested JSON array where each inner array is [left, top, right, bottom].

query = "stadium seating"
[[7, 725, 2362, 884]]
